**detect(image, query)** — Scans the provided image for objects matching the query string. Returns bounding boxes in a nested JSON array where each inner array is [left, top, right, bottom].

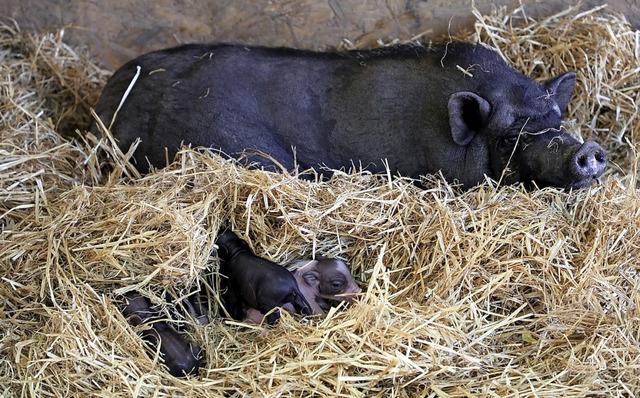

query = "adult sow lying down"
[[92, 41, 606, 189]]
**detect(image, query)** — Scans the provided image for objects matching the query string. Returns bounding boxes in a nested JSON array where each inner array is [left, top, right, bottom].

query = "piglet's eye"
[[331, 281, 344, 289]]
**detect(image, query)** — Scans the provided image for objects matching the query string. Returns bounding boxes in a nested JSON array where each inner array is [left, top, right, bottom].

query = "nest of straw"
[[1, 5, 639, 397]]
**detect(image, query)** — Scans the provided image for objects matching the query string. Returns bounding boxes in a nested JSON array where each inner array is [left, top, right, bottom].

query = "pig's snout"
[[571, 141, 607, 185]]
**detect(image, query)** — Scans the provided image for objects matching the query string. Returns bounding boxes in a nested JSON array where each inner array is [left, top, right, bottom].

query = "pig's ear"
[[543, 72, 576, 112], [302, 271, 321, 288], [448, 91, 491, 146], [126, 314, 143, 326]]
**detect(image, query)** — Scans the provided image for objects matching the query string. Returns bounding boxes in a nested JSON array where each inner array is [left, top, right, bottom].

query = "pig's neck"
[[224, 246, 247, 261]]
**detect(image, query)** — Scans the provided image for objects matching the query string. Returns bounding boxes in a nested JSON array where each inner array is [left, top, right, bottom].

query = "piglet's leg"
[[245, 304, 298, 324], [220, 284, 245, 320], [181, 294, 210, 325], [245, 307, 266, 324], [263, 308, 282, 325], [290, 293, 312, 316], [281, 303, 296, 313]]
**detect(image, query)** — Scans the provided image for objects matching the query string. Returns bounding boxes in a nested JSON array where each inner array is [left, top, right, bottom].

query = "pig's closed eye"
[[501, 136, 519, 146], [331, 281, 344, 289]]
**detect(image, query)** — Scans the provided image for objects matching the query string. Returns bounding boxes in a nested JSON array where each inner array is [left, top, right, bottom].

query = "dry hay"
[[1, 5, 640, 397]]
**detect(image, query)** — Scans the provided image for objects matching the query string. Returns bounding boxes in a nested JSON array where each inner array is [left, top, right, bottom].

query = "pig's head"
[[122, 292, 155, 322], [299, 258, 361, 301], [448, 71, 607, 189], [215, 229, 247, 260]]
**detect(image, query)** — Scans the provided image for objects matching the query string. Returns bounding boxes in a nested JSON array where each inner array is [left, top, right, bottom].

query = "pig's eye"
[[331, 281, 344, 290], [501, 136, 519, 146]]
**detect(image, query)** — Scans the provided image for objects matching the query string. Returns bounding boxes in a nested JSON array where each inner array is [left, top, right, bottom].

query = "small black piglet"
[[216, 230, 312, 324], [122, 292, 202, 377]]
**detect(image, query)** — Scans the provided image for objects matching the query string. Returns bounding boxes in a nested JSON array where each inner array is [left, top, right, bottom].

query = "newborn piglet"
[[290, 257, 362, 314], [122, 292, 202, 377], [246, 257, 361, 322], [216, 230, 312, 324]]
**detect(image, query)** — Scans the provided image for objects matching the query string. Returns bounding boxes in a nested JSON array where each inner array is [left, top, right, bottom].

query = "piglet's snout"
[[572, 141, 607, 180]]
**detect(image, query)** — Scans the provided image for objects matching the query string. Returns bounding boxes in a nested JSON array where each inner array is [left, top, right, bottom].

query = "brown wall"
[[1, 1, 637, 70]]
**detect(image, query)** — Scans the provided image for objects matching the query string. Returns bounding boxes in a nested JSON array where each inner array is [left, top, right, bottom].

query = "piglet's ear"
[[126, 314, 143, 326], [302, 271, 320, 288], [543, 71, 576, 113], [448, 91, 491, 146]]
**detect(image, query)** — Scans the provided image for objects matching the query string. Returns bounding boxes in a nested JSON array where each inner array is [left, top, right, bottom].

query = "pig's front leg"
[[245, 303, 296, 324], [220, 282, 246, 320], [180, 293, 210, 325]]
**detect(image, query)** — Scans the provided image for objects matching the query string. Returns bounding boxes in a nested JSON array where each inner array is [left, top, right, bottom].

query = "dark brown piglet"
[[290, 258, 361, 314], [122, 293, 202, 377]]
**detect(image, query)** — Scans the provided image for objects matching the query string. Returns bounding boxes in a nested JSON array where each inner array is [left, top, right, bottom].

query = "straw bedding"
[[1, 5, 639, 397]]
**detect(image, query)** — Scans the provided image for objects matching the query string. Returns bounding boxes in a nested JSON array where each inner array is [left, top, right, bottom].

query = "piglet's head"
[[300, 258, 361, 301]]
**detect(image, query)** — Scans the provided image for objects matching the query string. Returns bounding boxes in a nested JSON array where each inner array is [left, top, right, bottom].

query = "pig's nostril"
[[577, 155, 587, 168], [595, 151, 606, 163]]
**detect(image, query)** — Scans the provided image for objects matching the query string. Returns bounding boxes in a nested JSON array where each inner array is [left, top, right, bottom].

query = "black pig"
[[93, 41, 606, 189], [216, 230, 312, 324], [122, 292, 202, 377]]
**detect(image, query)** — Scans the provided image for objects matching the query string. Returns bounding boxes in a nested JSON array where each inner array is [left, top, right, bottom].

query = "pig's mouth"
[[530, 175, 603, 190], [525, 177, 600, 191], [564, 176, 603, 190], [521, 140, 607, 190]]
